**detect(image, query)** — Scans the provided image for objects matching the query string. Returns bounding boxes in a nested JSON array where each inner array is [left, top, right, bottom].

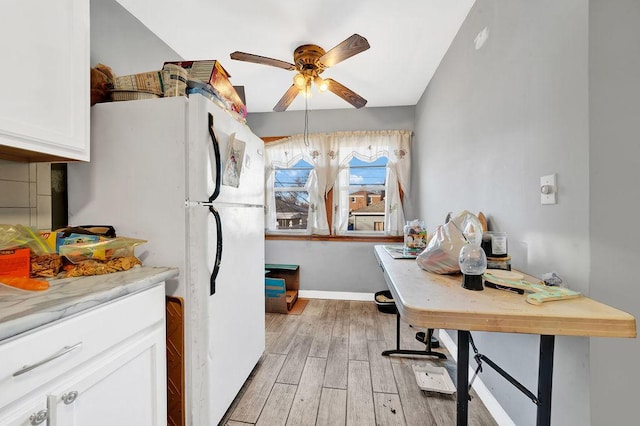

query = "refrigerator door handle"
[[209, 205, 223, 295], [208, 113, 221, 203]]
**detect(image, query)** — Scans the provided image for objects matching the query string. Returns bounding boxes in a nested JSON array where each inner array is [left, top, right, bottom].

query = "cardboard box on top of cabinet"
[[113, 70, 165, 95], [164, 60, 247, 117], [0, 248, 30, 277]]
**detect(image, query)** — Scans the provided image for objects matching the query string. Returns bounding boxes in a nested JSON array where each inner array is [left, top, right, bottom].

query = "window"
[[273, 159, 312, 231], [264, 130, 411, 237], [345, 157, 388, 233]]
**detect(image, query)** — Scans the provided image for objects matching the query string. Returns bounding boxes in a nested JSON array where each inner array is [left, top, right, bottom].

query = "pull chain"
[[303, 87, 310, 147]]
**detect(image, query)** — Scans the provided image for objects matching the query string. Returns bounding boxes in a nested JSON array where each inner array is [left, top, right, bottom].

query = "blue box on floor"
[[265, 264, 299, 313]]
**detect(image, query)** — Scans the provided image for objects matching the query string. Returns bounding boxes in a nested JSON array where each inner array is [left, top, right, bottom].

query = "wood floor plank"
[[322, 299, 338, 313], [392, 362, 437, 426], [316, 388, 347, 426], [364, 309, 383, 340], [266, 312, 287, 333], [336, 299, 351, 310], [308, 309, 336, 358], [297, 299, 325, 336], [255, 383, 297, 426], [349, 302, 369, 359], [277, 334, 314, 384], [332, 308, 350, 338], [286, 357, 327, 425], [368, 340, 398, 393], [377, 310, 399, 347], [348, 313, 368, 361], [265, 331, 280, 354], [324, 336, 348, 389], [346, 360, 375, 426], [270, 315, 301, 354], [229, 353, 287, 423], [224, 421, 252, 425], [374, 392, 407, 426]]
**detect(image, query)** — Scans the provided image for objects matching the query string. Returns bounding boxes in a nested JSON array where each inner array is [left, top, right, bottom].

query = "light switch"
[[540, 174, 557, 205]]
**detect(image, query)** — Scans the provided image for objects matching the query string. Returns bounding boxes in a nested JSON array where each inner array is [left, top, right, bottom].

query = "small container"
[[459, 244, 487, 290], [374, 290, 398, 314], [481, 231, 508, 258], [403, 220, 428, 256], [487, 255, 511, 271]]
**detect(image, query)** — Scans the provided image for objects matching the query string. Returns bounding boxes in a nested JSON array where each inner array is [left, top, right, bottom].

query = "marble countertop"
[[0, 266, 179, 342]]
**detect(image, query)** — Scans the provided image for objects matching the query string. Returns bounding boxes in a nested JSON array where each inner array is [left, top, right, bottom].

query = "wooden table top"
[[374, 245, 636, 338]]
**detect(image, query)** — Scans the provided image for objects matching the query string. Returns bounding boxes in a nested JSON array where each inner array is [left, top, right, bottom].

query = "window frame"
[[271, 158, 313, 234], [262, 136, 404, 242], [338, 157, 389, 236]]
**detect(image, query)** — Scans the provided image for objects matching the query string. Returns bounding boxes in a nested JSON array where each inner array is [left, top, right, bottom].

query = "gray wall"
[[588, 1, 640, 424], [248, 105, 416, 136], [414, 1, 591, 425], [90, 0, 182, 75], [249, 106, 415, 294]]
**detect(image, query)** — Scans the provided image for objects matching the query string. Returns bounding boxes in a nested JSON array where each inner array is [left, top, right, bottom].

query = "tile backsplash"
[[0, 160, 52, 230]]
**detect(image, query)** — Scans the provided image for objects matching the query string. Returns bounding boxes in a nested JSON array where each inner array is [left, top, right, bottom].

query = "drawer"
[[0, 283, 165, 409]]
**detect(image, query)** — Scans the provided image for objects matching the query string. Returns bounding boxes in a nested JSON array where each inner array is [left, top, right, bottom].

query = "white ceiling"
[[114, 0, 475, 113]]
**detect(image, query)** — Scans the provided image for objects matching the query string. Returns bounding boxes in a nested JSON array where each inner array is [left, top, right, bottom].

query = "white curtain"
[[264, 137, 307, 232], [264, 130, 412, 235]]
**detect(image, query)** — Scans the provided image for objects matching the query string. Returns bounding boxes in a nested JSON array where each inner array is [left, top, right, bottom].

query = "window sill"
[[265, 234, 403, 243]]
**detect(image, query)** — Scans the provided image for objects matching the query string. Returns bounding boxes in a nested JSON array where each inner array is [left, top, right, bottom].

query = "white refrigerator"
[[67, 94, 265, 425]]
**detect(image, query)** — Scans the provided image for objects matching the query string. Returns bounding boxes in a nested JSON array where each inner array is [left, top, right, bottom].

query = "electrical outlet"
[[540, 174, 557, 205]]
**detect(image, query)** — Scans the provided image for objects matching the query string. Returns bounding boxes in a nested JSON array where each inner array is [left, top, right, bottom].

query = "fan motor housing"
[[294, 44, 326, 74]]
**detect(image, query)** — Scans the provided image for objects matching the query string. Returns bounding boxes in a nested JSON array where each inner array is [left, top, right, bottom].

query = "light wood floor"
[[220, 299, 497, 426]]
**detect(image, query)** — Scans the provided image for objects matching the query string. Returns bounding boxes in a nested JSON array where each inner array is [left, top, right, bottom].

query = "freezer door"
[[187, 94, 265, 205], [186, 203, 265, 425]]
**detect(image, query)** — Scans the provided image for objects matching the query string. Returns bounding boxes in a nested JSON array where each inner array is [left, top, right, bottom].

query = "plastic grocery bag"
[[0, 224, 54, 255], [416, 210, 483, 274]]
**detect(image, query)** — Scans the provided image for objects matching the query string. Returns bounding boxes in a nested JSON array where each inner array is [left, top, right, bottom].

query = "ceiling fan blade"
[[273, 84, 300, 112], [230, 51, 295, 71], [319, 34, 370, 68], [324, 79, 367, 109]]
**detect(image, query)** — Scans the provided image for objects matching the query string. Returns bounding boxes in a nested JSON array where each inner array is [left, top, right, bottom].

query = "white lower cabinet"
[[0, 284, 167, 426], [0, 397, 47, 426], [48, 325, 166, 426]]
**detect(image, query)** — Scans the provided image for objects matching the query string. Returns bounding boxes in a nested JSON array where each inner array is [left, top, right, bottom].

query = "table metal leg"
[[457, 330, 470, 426], [381, 313, 446, 358], [536, 335, 555, 426]]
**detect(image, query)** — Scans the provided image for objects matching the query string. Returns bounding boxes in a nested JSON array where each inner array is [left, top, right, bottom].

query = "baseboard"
[[438, 331, 515, 426], [298, 290, 374, 301]]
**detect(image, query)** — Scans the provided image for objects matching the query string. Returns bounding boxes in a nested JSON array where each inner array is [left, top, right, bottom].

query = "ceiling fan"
[[230, 34, 370, 112]]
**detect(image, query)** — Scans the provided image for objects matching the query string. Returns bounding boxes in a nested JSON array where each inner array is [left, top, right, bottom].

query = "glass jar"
[[458, 243, 487, 291], [403, 220, 427, 256], [481, 231, 508, 258]]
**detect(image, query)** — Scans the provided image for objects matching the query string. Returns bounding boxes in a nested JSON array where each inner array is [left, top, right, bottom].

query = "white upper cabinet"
[[0, 0, 89, 162]]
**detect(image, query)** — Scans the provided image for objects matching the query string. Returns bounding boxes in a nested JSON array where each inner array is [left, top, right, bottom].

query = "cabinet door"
[[48, 325, 167, 426], [0, 397, 48, 426], [0, 0, 89, 161]]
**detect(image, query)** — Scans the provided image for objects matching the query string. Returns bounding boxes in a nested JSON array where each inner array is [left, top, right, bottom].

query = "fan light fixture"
[[314, 76, 328, 92], [293, 73, 326, 96], [230, 34, 370, 111], [293, 73, 307, 91]]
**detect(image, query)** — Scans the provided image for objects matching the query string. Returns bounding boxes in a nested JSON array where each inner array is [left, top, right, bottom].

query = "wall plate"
[[540, 174, 557, 204]]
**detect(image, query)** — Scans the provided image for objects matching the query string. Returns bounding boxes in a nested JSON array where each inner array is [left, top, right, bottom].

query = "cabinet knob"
[[62, 390, 79, 405], [29, 409, 48, 425]]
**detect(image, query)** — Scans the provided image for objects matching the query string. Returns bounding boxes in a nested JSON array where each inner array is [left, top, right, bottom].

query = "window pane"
[[275, 191, 309, 229], [274, 159, 313, 188], [348, 157, 387, 232], [273, 158, 312, 230]]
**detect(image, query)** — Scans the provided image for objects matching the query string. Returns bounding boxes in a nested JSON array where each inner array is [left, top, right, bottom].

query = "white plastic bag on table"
[[416, 210, 483, 274]]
